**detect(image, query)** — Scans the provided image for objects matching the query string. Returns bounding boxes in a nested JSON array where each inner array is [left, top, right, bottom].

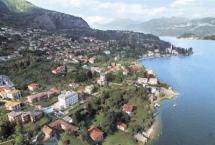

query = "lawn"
[[103, 131, 138, 145], [58, 134, 88, 145], [92, 112, 105, 127], [24, 116, 51, 135], [0, 140, 14, 145], [128, 97, 153, 132]]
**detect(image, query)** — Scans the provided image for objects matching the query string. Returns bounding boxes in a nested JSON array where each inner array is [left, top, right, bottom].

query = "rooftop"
[[5, 101, 21, 108], [58, 91, 77, 100], [88, 127, 104, 142]]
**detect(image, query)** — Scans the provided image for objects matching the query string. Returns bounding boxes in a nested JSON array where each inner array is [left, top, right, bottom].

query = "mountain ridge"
[[0, 0, 34, 12], [0, 0, 90, 30], [96, 17, 215, 37]]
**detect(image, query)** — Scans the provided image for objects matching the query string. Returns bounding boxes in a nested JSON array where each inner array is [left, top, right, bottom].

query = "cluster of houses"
[[0, 24, 182, 145], [42, 119, 78, 141], [142, 45, 180, 59], [0, 26, 112, 64], [41, 119, 105, 143], [0, 27, 21, 36], [0, 27, 37, 61], [0, 60, 167, 145], [107, 62, 129, 75], [137, 69, 158, 86], [0, 75, 22, 100], [0, 64, 135, 143]]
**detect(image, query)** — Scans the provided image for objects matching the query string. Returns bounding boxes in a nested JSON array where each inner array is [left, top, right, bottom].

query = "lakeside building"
[[137, 77, 148, 85], [134, 133, 148, 144], [58, 91, 79, 109], [148, 78, 158, 85], [146, 69, 156, 77]]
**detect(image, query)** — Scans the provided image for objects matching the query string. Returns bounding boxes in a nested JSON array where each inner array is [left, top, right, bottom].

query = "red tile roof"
[[88, 127, 104, 142]]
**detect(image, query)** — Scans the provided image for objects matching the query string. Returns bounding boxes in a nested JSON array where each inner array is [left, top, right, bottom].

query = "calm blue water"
[[139, 37, 215, 145]]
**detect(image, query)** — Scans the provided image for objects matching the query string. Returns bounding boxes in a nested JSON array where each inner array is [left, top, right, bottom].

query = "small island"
[[178, 33, 201, 40], [178, 33, 215, 41]]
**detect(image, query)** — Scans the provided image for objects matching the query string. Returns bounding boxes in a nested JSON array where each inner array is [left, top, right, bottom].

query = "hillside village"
[[0, 26, 183, 145]]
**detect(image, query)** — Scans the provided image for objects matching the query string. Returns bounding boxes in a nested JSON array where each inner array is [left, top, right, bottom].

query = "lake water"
[[139, 37, 215, 145]]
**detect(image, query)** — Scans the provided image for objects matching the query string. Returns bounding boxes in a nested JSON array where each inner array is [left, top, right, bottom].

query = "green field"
[[58, 134, 88, 145], [128, 96, 154, 132], [103, 131, 140, 145], [0, 140, 14, 145]]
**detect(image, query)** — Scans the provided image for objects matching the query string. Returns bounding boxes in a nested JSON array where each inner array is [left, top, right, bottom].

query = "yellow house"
[[0, 87, 22, 99], [5, 101, 21, 111]]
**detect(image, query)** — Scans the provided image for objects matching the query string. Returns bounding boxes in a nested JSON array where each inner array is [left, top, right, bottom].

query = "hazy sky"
[[27, 0, 215, 26]]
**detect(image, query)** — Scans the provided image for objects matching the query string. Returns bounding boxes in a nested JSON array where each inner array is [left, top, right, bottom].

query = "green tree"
[[0, 120, 15, 140], [14, 124, 28, 145]]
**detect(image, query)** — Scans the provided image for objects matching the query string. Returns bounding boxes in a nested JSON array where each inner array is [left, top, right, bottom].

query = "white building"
[[137, 77, 148, 85], [84, 85, 95, 94], [134, 133, 148, 144], [147, 51, 154, 57], [148, 78, 158, 85], [58, 91, 79, 108], [146, 69, 155, 76], [97, 74, 107, 86]]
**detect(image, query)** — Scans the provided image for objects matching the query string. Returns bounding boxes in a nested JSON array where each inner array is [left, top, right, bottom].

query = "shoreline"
[[147, 116, 162, 142], [145, 90, 178, 142], [160, 88, 179, 101], [137, 58, 179, 144], [136, 54, 189, 62]]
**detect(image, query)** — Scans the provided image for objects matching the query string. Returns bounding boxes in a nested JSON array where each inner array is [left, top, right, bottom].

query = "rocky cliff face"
[[32, 11, 90, 30], [0, 0, 90, 30]]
